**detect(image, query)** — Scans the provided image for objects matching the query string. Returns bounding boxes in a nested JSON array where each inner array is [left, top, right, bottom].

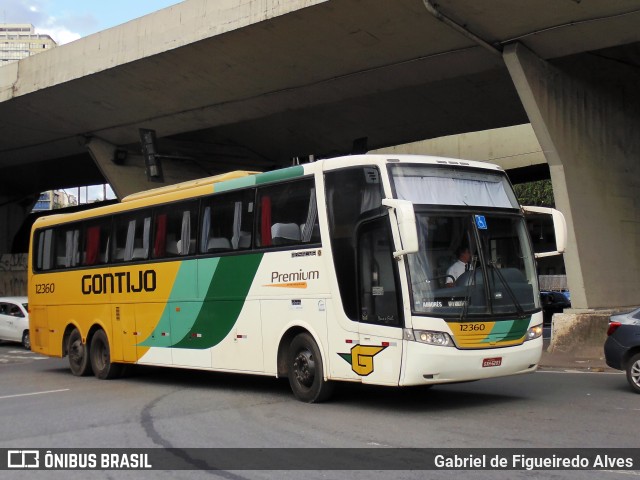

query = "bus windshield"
[[406, 213, 540, 318], [389, 164, 539, 318], [390, 164, 519, 208]]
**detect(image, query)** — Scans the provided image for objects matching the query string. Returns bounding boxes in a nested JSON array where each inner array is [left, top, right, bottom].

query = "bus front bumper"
[[400, 337, 542, 386]]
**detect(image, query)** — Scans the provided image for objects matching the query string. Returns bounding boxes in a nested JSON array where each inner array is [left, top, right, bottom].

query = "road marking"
[[603, 470, 640, 476], [0, 389, 70, 400], [8, 350, 48, 359], [1, 355, 47, 360], [538, 370, 623, 375]]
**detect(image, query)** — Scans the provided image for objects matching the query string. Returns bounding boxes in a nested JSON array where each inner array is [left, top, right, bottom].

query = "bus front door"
[[356, 217, 404, 386]]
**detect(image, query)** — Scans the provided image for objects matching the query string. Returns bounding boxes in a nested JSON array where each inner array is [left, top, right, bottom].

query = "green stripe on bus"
[[213, 166, 304, 193], [480, 318, 530, 343], [505, 317, 530, 340], [172, 253, 264, 349], [137, 259, 219, 348], [254, 166, 304, 184]]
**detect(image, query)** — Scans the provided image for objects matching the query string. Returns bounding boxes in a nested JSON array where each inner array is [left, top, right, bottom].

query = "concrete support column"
[[0, 195, 37, 254], [504, 43, 640, 311]]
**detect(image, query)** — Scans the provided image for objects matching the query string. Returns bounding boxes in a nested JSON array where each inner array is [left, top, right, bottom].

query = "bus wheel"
[[90, 330, 123, 380], [67, 328, 93, 376], [287, 333, 334, 403], [22, 330, 31, 350]]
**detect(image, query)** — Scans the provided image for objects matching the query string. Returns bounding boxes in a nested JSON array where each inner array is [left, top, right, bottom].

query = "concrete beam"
[[86, 136, 243, 199], [372, 124, 546, 171], [504, 42, 640, 310]]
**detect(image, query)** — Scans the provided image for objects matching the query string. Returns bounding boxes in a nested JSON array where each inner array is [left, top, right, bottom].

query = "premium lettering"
[[82, 270, 156, 294], [271, 269, 319, 283]]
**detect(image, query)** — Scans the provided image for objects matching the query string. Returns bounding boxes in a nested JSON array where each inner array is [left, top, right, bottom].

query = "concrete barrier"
[[548, 309, 634, 358]]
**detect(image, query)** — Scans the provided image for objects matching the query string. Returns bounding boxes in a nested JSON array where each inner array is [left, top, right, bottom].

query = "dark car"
[[540, 291, 571, 325], [604, 308, 640, 394]]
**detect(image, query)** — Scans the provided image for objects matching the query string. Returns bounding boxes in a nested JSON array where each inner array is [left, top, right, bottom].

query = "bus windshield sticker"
[[475, 215, 488, 230]]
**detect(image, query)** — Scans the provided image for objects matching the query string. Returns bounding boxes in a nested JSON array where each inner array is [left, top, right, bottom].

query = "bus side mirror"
[[381, 199, 419, 257], [522, 206, 567, 258]]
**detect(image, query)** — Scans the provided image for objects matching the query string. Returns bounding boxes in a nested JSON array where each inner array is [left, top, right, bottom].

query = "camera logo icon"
[[7, 450, 40, 468]]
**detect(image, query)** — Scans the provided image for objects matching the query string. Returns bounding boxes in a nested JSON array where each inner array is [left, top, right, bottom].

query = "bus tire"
[[626, 352, 640, 394], [67, 328, 93, 377], [287, 333, 334, 403], [90, 329, 123, 380]]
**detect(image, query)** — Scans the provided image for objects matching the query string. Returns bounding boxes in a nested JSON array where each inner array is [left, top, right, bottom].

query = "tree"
[[513, 179, 555, 207]]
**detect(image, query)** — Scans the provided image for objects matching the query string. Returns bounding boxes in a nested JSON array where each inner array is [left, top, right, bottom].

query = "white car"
[[0, 297, 30, 349]]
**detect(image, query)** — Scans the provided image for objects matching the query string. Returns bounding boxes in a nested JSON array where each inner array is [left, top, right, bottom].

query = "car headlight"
[[525, 324, 543, 341], [404, 328, 454, 347]]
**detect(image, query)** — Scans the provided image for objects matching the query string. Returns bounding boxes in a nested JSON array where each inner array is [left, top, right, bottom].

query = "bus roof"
[[121, 171, 259, 202], [31, 155, 505, 229]]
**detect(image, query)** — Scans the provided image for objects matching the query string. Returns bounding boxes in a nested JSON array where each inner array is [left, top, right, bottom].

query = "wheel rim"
[[631, 360, 640, 388], [94, 339, 107, 371], [293, 349, 315, 388], [69, 337, 85, 368]]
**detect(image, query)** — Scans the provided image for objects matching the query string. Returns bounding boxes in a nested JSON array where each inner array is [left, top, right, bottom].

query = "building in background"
[[32, 190, 78, 212], [0, 24, 57, 65]]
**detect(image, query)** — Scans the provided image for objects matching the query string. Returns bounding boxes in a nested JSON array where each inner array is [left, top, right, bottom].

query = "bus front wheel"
[[90, 329, 123, 380], [287, 333, 334, 403], [67, 328, 92, 376]]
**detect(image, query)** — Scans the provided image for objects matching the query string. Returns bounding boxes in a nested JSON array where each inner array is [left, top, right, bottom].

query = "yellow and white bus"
[[29, 155, 566, 402]]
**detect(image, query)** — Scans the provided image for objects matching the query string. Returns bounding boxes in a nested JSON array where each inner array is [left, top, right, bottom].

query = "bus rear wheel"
[[67, 328, 92, 376], [90, 329, 123, 380], [287, 333, 334, 403]]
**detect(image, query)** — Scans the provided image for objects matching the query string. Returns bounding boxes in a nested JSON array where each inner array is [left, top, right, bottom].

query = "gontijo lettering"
[[81, 270, 157, 295]]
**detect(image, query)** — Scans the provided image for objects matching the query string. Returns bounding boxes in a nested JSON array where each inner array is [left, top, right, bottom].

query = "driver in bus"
[[445, 246, 472, 287]]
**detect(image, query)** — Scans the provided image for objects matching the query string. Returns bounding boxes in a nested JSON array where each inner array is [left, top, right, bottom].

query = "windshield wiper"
[[458, 254, 478, 322], [488, 261, 526, 318]]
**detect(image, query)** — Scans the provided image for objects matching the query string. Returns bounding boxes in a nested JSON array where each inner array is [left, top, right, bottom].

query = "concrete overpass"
[[1, 0, 639, 320]]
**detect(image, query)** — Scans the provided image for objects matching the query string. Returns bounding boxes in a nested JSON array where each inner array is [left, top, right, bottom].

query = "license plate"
[[482, 357, 502, 367]]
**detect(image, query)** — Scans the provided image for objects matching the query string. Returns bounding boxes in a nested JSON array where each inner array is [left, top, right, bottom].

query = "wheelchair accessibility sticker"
[[475, 215, 488, 230]]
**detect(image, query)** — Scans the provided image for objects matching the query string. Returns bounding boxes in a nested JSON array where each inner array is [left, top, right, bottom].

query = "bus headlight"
[[404, 329, 454, 347], [525, 324, 543, 341]]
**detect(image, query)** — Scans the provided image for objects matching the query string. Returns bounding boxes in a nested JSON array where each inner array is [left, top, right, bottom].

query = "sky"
[[2, 0, 182, 44], [3, 1, 182, 201]]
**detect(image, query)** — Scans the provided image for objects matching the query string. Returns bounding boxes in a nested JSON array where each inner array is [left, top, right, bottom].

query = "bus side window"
[[153, 201, 198, 258], [112, 211, 151, 262], [53, 227, 80, 268], [35, 228, 54, 271], [200, 189, 254, 254], [82, 219, 111, 266], [255, 178, 317, 248]]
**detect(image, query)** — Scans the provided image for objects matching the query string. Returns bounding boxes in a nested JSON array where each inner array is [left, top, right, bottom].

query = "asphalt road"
[[0, 342, 637, 480]]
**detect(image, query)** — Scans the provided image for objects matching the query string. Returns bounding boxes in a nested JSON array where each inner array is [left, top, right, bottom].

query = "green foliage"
[[513, 180, 555, 207]]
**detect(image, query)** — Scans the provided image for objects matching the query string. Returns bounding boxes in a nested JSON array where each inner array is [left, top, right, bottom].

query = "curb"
[[539, 352, 614, 373]]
